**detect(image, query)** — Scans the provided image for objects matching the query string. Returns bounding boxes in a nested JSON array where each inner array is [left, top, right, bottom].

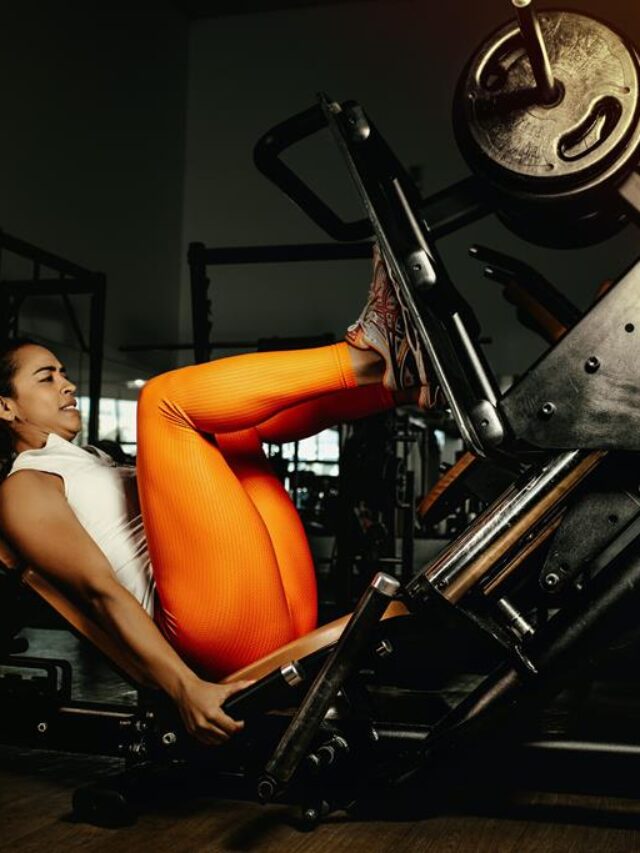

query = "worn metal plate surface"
[[460, 12, 639, 186], [500, 256, 640, 450], [540, 463, 640, 592]]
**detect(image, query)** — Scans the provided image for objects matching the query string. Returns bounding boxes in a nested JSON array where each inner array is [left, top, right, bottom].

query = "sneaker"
[[397, 296, 445, 409], [346, 246, 429, 392]]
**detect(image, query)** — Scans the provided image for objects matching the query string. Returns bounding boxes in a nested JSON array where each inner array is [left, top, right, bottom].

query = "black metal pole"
[[187, 242, 211, 365], [402, 469, 415, 584], [202, 241, 372, 266], [258, 572, 400, 800], [0, 230, 92, 280], [512, 0, 558, 104], [88, 274, 106, 445]]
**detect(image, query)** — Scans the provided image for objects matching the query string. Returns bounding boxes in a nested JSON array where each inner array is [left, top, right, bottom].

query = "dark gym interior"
[[4, 0, 640, 850]]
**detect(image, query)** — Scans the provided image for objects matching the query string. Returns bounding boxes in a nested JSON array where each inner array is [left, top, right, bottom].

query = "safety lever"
[[469, 244, 581, 344], [257, 572, 400, 802]]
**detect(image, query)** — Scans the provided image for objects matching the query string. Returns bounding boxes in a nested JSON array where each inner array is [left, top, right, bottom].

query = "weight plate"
[[458, 12, 640, 189]]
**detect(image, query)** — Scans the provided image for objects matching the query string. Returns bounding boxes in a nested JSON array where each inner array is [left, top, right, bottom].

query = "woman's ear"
[[0, 397, 16, 424]]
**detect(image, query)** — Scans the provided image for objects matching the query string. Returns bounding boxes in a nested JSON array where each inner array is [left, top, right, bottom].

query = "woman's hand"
[[173, 676, 254, 746]]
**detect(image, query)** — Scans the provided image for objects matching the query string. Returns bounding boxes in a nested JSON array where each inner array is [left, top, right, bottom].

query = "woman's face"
[[0, 344, 80, 445]]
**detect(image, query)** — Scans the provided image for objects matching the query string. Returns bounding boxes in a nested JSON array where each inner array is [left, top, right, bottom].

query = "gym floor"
[[2, 631, 640, 852], [3, 745, 640, 851]]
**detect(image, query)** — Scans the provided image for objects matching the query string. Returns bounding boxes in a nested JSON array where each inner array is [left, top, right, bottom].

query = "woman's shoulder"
[[0, 467, 65, 533], [8, 435, 89, 485], [1, 468, 65, 497]]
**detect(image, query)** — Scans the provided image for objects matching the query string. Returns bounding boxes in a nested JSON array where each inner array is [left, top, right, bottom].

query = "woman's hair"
[[0, 337, 35, 480]]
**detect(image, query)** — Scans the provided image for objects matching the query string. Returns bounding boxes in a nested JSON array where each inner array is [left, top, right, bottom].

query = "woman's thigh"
[[215, 430, 318, 639], [137, 388, 295, 678]]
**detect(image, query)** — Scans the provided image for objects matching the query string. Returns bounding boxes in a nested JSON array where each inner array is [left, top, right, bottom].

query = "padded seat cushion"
[[222, 600, 409, 683]]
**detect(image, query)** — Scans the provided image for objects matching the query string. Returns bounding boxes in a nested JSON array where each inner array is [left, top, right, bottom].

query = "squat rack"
[[186, 240, 372, 364], [0, 230, 106, 444]]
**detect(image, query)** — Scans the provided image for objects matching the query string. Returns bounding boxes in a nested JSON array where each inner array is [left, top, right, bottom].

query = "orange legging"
[[136, 343, 394, 679]]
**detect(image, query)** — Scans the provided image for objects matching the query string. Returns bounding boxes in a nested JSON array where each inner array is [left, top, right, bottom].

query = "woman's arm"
[[0, 470, 250, 745]]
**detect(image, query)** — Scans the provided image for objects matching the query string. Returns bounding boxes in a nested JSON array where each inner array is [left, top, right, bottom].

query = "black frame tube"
[[258, 572, 399, 799], [186, 240, 372, 365], [512, 0, 558, 104], [0, 230, 106, 444]]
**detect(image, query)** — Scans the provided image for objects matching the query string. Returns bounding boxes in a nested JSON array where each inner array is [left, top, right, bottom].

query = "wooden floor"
[[3, 744, 640, 852], [3, 631, 640, 851]]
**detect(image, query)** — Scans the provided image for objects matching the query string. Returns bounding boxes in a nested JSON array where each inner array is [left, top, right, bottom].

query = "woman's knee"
[[137, 372, 188, 428]]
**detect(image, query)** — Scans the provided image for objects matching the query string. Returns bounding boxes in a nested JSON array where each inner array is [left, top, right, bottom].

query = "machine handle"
[[253, 103, 372, 242], [469, 244, 581, 342]]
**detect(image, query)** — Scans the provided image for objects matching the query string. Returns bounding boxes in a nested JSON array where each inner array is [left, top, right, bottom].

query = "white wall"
[[181, 0, 640, 378], [1, 1, 189, 393]]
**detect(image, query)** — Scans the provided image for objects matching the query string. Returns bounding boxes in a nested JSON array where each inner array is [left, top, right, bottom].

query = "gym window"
[[76, 396, 138, 457]]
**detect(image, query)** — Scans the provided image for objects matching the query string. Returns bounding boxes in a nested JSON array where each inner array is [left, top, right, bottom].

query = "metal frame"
[[0, 230, 106, 443], [500, 255, 640, 451], [232, 94, 640, 814], [5, 562, 640, 826]]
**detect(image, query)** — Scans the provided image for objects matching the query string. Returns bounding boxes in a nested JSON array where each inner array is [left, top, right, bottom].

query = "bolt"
[[317, 744, 337, 766], [257, 778, 276, 803], [375, 639, 394, 657], [585, 356, 600, 373], [302, 807, 319, 825], [305, 753, 321, 772], [161, 731, 177, 746], [543, 572, 560, 589], [539, 402, 555, 419], [36, 721, 48, 734]]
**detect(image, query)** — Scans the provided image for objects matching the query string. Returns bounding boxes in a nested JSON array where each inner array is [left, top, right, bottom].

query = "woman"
[[0, 250, 430, 745]]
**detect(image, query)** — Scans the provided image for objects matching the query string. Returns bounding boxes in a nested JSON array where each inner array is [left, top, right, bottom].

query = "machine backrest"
[[1, 532, 408, 687], [0, 533, 142, 682], [22, 568, 143, 683]]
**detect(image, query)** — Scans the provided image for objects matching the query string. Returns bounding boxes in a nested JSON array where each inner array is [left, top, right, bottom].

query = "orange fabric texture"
[[136, 343, 394, 679]]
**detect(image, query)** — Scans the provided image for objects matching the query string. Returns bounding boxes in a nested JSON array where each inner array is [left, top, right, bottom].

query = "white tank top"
[[8, 433, 155, 616]]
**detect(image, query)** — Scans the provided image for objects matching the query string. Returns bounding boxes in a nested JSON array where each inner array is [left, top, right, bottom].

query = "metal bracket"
[[500, 255, 640, 451]]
